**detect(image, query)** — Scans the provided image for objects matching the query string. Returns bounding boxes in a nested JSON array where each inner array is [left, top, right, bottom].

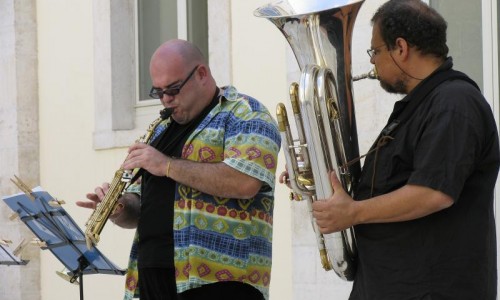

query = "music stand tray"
[[2, 185, 125, 298]]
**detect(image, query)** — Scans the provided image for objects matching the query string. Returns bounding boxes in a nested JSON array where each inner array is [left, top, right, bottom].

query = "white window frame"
[[93, 0, 142, 149], [483, 1, 500, 298], [482, 0, 499, 114], [132, 0, 189, 146], [92, 0, 230, 150]]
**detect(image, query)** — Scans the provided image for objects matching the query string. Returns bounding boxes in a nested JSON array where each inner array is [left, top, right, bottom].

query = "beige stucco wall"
[[37, 0, 134, 299]]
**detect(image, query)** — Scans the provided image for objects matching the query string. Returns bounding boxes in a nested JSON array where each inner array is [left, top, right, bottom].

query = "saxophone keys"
[[121, 170, 133, 182]]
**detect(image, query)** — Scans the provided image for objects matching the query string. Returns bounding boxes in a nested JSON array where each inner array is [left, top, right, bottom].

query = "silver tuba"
[[255, 0, 365, 281]]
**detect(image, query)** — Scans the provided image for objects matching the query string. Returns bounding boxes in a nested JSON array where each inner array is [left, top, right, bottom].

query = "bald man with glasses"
[[78, 39, 280, 300]]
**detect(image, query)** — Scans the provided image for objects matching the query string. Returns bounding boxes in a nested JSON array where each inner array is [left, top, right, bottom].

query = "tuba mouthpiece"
[[353, 68, 378, 81]]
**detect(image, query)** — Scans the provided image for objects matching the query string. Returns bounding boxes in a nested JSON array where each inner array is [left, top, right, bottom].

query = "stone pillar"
[[0, 0, 41, 299]]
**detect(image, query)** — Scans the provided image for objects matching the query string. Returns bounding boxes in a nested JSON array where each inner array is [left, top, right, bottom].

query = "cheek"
[[181, 97, 196, 111]]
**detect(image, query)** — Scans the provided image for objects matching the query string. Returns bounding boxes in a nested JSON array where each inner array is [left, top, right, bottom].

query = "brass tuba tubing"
[[300, 65, 357, 278], [276, 102, 332, 271], [289, 83, 311, 172], [255, 0, 365, 281]]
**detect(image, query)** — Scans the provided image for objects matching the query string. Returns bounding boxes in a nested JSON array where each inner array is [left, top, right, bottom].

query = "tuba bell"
[[255, 0, 365, 281]]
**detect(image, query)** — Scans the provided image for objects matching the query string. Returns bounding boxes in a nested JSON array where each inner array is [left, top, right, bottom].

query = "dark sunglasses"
[[149, 65, 199, 99]]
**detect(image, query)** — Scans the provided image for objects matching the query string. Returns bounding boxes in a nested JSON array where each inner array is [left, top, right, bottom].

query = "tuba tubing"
[[256, 0, 365, 281], [277, 103, 333, 272], [302, 65, 357, 280]]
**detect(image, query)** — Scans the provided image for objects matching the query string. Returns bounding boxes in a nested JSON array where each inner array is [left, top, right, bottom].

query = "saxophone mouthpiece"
[[160, 108, 174, 120]]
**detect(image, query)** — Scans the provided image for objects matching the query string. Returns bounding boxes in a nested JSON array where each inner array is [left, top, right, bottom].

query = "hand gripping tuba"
[[255, 0, 364, 281]]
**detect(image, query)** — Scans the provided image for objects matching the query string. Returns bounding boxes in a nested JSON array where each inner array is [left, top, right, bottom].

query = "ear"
[[196, 64, 209, 81], [394, 37, 410, 60]]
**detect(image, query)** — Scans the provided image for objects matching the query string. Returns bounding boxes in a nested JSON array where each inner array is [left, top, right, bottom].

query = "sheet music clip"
[[10, 175, 36, 201], [56, 268, 80, 285], [48, 198, 66, 207], [0, 238, 29, 266], [13, 238, 31, 257]]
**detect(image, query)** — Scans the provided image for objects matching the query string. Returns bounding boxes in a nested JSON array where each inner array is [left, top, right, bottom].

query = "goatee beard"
[[380, 77, 407, 95]]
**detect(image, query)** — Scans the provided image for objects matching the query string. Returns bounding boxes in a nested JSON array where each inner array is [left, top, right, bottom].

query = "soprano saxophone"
[[84, 108, 173, 249]]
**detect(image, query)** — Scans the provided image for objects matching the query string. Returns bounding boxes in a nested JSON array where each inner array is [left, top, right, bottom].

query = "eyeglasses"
[[367, 44, 387, 58], [149, 65, 199, 99]]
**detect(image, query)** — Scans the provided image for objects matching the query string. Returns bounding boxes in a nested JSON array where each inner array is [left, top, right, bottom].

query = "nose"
[[162, 93, 174, 102], [370, 55, 375, 64], [160, 94, 175, 107]]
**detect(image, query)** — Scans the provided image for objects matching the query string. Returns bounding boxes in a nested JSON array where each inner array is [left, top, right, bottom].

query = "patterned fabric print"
[[174, 94, 279, 300], [123, 92, 280, 300], [185, 98, 280, 191], [149, 121, 168, 142], [123, 232, 140, 300], [174, 191, 274, 299]]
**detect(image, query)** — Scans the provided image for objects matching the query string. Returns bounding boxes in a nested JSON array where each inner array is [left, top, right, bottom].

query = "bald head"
[[150, 39, 207, 71], [149, 39, 218, 124]]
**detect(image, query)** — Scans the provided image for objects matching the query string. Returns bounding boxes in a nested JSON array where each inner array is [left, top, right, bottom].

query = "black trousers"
[[138, 268, 177, 300], [138, 268, 265, 300], [178, 281, 265, 300]]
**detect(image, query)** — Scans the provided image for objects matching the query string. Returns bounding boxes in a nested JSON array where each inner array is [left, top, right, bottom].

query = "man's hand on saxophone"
[[122, 142, 169, 177], [76, 183, 110, 210], [76, 184, 140, 229]]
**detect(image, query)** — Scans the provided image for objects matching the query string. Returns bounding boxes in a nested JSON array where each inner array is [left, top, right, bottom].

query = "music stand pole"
[[80, 271, 84, 300]]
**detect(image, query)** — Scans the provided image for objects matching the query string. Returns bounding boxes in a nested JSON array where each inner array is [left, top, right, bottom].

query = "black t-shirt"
[[138, 89, 220, 268], [351, 59, 499, 300]]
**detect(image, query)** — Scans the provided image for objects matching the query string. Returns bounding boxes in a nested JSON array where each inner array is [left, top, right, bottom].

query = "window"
[[137, 0, 208, 100], [430, 0, 483, 90], [93, 0, 208, 149]]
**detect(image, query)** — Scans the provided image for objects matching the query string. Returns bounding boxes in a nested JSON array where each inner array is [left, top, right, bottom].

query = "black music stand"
[[0, 242, 28, 265], [2, 181, 125, 300]]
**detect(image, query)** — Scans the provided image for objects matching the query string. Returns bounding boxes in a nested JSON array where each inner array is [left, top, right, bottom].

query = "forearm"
[[168, 158, 262, 199], [353, 184, 454, 225], [110, 193, 141, 229]]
